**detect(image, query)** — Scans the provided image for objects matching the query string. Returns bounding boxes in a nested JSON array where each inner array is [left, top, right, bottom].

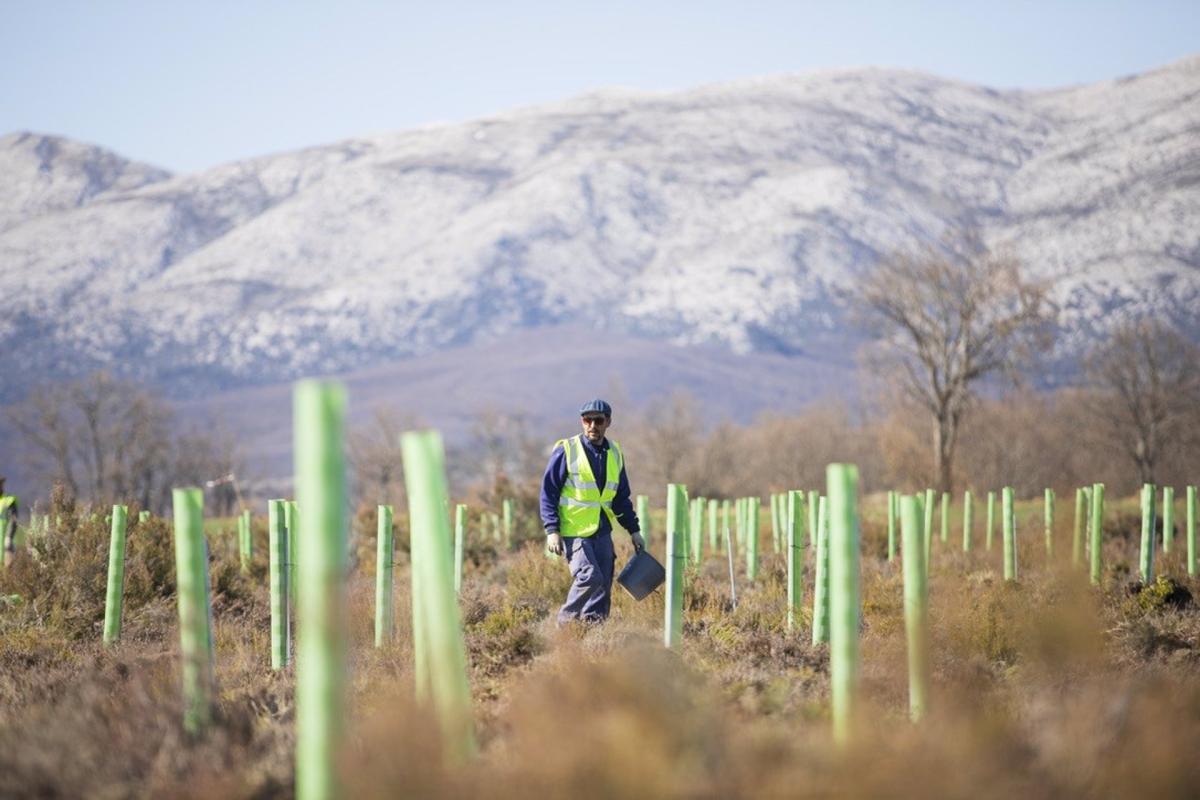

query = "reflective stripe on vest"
[[556, 435, 624, 538]]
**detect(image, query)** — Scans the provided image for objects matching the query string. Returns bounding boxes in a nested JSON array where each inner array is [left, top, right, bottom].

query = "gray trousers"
[[558, 531, 615, 624]]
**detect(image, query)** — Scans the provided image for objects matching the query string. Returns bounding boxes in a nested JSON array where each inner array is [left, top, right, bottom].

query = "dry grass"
[[1, 493, 1199, 798]]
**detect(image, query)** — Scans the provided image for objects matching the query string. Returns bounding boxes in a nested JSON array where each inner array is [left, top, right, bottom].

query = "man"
[[0, 477, 19, 567], [541, 399, 644, 624]]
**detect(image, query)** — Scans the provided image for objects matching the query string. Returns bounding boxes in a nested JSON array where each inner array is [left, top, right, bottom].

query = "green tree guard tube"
[[686, 484, 696, 561], [680, 496, 690, 563], [923, 489, 935, 566], [828, 464, 860, 746], [375, 505, 395, 648], [778, 492, 787, 552], [138, 510, 150, 523], [412, 531, 430, 702], [1139, 483, 1155, 582], [454, 504, 466, 594], [1002, 487, 1016, 582], [768, 494, 777, 554], [502, 499, 513, 550], [102, 505, 128, 646], [739, 496, 748, 553], [940, 492, 949, 544], [732, 498, 742, 554], [678, 488, 690, 564], [1186, 486, 1196, 577], [708, 498, 719, 552], [691, 497, 705, 562], [787, 490, 805, 630], [1083, 486, 1093, 554], [172, 487, 213, 736], [807, 490, 818, 548], [239, 510, 252, 574], [294, 381, 348, 800], [409, 501, 435, 696], [739, 496, 747, 544], [637, 495, 650, 549], [746, 497, 760, 581], [664, 484, 686, 649], [1080, 489, 1089, 568], [721, 499, 731, 554], [778, 492, 789, 554], [245, 508, 253, 557], [900, 494, 928, 722], [770, 493, 781, 554], [887, 490, 897, 562], [725, 497, 734, 564], [268, 499, 290, 670], [811, 495, 830, 645], [962, 490, 973, 553], [1090, 484, 1104, 585], [1044, 488, 1055, 558], [236, 514, 244, 569], [986, 491, 996, 551], [402, 431, 477, 762], [1162, 486, 1175, 554], [724, 514, 738, 609], [286, 500, 299, 608]]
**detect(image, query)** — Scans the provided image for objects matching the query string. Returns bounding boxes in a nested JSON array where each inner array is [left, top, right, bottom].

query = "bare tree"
[[7, 383, 79, 496], [170, 424, 243, 515], [347, 407, 417, 508], [456, 408, 547, 509], [1085, 319, 1200, 485], [956, 389, 1079, 496], [852, 231, 1052, 493], [7, 371, 242, 511], [623, 391, 704, 492]]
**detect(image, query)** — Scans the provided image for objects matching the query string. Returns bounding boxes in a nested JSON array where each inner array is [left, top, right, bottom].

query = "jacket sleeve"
[[539, 444, 567, 533], [611, 463, 640, 534]]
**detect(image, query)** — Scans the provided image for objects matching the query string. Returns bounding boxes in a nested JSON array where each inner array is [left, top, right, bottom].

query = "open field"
[[1, 493, 1199, 798]]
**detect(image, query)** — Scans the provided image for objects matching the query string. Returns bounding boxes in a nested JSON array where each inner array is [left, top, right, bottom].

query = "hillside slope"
[[1, 57, 1197, 400]]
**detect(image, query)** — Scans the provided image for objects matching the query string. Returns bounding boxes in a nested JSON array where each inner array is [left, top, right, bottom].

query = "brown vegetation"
[[621, 385, 1198, 504], [2, 490, 1198, 798]]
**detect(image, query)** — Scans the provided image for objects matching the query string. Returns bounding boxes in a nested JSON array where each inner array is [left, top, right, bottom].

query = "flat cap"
[[578, 399, 612, 417]]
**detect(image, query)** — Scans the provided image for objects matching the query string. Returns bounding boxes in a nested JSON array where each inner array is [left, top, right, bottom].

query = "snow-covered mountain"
[[2, 57, 1198, 401]]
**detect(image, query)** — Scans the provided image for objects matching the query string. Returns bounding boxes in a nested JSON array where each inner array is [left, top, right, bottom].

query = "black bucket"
[[616, 550, 666, 601]]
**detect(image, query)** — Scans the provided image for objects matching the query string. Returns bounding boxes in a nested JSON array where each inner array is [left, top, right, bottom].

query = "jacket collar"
[[578, 433, 608, 454]]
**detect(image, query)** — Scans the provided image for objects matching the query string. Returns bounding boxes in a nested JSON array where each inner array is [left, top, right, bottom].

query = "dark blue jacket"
[[540, 434, 639, 536]]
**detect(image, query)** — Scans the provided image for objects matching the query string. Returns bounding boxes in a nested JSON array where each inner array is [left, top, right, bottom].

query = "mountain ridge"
[[2, 56, 1198, 404]]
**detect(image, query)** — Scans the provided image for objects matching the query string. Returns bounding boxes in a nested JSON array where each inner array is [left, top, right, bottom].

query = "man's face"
[[581, 414, 610, 444]]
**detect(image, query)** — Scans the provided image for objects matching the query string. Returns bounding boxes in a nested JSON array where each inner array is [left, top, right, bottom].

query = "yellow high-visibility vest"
[[555, 435, 624, 538]]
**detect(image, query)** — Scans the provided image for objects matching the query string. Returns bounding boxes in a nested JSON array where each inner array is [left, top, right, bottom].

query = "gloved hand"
[[630, 531, 645, 552], [546, 532, 564, 557]]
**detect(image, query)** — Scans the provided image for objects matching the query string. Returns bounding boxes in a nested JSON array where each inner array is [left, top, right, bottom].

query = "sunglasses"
[[581, 416, 608, 426]]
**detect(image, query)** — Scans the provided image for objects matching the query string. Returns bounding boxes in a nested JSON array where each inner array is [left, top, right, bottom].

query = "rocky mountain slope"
[[1, 57, 1198, 402]]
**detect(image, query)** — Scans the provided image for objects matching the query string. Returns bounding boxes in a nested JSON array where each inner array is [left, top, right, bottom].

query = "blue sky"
[[2, 0, 1196, 173]]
